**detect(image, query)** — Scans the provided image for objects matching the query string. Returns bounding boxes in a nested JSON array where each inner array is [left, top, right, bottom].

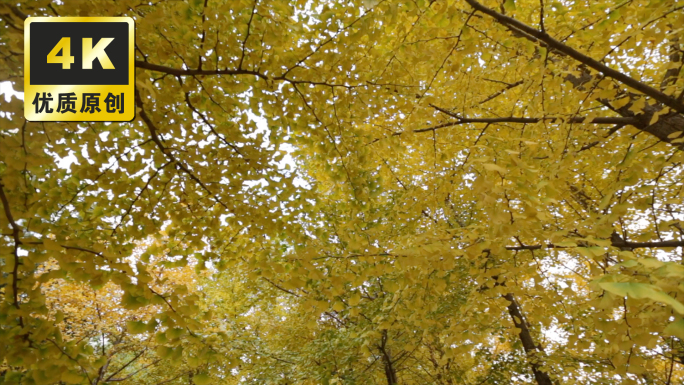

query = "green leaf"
[[656, 262, 684, 278], [193, 373, 212, 385], [615, 260, 638, 268], [503, 0, 516, 11], [483, 163, 506, 173], [639, 258, 664, 269], [127, 320, 147, 335], [156, 346, 172, 359], [598, 282, 684, 314]]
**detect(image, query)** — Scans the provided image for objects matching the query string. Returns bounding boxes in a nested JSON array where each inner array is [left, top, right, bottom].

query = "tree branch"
[[415, 106, 638, 134], [262, 277, 299, 297], [503, 238, 684, 251], [135, 60, 267, 80], [502, 293, 554, 385], [112, 161, 172, 234], [108, 358, 161, 382], [465, 0, 684, 114], [135, 91, 230, 210], [0, 178, 23, 317], [105, 349, 148, 381], [238, 0, 259, 70]]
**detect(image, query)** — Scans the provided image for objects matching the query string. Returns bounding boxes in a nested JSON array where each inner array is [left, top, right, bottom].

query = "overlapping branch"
[[463, 0, 684, 148], [135, 91, 230, 210], [425, 104, 637, 131], [505, 238, 684, 251], [464, 0, 684, 114], [135, 60, 267, 80], [137, 59, 360, 90]]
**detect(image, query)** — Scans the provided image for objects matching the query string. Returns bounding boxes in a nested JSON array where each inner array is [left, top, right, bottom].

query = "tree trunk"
[[379, 330, 399, 385], [503, 293, 555, 385]]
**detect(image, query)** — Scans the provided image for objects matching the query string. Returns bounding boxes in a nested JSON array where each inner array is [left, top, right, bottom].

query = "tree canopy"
[[1, 0, 684, 384]]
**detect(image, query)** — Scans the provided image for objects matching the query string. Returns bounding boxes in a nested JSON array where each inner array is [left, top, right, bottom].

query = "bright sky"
[[0, 80, 308, 190], [0, 81, 23, 102]]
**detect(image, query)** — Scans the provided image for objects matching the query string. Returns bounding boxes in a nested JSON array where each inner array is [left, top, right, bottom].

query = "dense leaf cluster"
[[1, 0, 684, 384]]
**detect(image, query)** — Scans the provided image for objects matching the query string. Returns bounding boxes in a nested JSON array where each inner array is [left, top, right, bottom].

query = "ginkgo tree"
[[1, 0, 684, 384], [37, 244, 209, 385]]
